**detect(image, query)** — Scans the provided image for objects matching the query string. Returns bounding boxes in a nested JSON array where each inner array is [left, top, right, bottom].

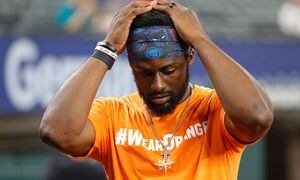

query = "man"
[[40, 0, 274, 179]]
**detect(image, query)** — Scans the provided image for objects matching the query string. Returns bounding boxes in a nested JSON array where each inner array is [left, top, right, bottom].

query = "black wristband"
[[92, 50, 115, 69], [97, 40, 118, 54]]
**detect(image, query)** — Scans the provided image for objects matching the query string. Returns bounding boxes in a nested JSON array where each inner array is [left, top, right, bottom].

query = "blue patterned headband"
[[126, 26, 188, 61]]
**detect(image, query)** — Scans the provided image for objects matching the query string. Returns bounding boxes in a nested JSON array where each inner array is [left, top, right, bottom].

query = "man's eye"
[[163, 69, 176, 75], [141, 71, 153, 77]]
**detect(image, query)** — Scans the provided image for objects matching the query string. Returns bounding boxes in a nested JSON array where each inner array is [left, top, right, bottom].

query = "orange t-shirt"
[[85, 85, 246, 180]]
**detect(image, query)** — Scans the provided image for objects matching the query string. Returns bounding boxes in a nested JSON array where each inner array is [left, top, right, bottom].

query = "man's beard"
[[145, 82, 188, 116], [136, 69, 190, 116]]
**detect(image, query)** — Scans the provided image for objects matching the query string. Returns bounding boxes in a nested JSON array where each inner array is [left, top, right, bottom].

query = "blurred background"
[[0, 0, 299, 179]]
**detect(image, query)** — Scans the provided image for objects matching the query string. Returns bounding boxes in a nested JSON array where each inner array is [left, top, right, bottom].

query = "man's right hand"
[[105, 1, 155, 54], [39, 1, 156, 157]]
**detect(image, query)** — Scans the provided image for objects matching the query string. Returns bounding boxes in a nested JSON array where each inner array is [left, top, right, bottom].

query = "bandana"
[[126, 26, 188, 61]]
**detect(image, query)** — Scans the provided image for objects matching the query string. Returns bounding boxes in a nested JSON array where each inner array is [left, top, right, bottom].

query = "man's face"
[[130, 55, 192, 116]]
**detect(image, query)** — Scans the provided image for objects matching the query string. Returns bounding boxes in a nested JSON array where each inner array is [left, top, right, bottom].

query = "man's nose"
[[151, 73, 166, 93]]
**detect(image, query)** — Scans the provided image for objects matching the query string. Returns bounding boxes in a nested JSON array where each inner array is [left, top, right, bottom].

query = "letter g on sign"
[[4, 38, 38, 112]]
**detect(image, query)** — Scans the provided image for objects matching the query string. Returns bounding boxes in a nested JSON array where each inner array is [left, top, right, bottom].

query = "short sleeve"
[[209, 91, 246, 151], [81, 98, 111, 164]]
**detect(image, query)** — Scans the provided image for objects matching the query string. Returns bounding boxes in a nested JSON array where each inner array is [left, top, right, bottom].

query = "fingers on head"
[[152, 3, 173, 15], [156, 0, 172, 5], [129, 0, 153, 8], [122, 6, 152, 20], [131, 6, 152, 16], [119, 1, 152, 17]]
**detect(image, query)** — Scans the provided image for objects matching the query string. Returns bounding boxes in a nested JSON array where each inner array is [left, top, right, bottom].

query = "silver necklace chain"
[[144, 83, 193, 156]]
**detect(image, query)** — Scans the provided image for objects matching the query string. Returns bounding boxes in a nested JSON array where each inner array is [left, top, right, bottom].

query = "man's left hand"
[[152, 0, 209, 48]]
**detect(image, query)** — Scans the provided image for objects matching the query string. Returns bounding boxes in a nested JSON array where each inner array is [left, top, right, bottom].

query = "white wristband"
[[95, 45, 118, 61]]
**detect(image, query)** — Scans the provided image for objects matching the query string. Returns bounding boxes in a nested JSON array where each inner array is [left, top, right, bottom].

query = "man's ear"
[[186, 49, 195, 67]]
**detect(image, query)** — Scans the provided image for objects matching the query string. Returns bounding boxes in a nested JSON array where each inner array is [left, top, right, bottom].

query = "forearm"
[[40, 57, 108, 145], [194, 38, 273, 127], [40, 1, 154, 153], [151, 0, 273, 142]]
